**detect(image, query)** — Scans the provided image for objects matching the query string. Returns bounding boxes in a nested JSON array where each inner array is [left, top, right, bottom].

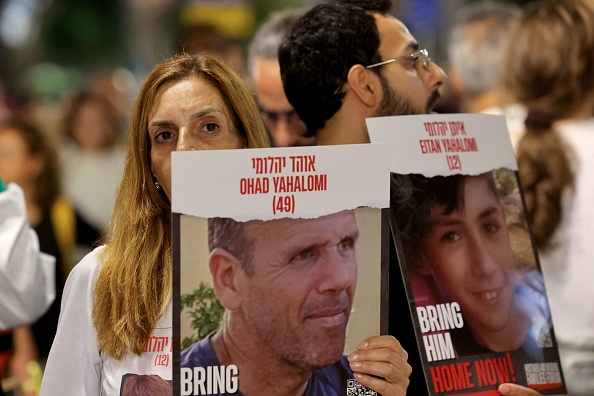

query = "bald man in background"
[[248, 8, 315, 147]]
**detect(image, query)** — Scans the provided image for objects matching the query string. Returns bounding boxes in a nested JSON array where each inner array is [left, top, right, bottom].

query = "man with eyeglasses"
[[279, 0, 445, 146], [248, 8, 316, 147], [279, 1, 543, 395]]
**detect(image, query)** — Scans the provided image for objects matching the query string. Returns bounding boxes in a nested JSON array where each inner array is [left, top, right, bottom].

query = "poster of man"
[[177, 208, 384, 395]]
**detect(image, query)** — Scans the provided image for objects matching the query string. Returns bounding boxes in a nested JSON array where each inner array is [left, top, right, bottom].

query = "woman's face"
[[148, 76, 243, 200]]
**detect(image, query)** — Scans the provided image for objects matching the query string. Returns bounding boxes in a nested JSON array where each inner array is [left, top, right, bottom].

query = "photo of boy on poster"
[[391, 170, 553, 362]]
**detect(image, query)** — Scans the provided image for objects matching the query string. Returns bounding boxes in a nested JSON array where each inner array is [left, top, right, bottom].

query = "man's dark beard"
[[426, 89, 442, 113], [375, 75, 440, 117]]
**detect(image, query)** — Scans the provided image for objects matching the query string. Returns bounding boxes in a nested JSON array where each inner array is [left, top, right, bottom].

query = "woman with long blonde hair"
[[40, 52, 269, 395]]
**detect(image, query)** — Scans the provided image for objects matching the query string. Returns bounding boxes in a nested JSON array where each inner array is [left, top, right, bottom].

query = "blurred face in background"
[[72, 98, 116, 152], [252, 57, 315, 147], [0, 126, 43, 187]]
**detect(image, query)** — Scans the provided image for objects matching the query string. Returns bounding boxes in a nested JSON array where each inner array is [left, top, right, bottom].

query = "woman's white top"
[[40, 246, 172, 395]]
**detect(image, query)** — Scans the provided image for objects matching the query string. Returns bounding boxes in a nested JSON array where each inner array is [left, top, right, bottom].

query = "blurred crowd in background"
[[0, 0, 586, 394]]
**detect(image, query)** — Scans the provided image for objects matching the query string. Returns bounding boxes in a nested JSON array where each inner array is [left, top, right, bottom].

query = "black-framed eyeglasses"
[[365, 49, 431, 71]]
